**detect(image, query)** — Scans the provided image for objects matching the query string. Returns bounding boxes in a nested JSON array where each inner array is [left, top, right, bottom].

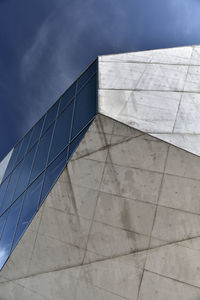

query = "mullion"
[[0, 195, 24, 269], [0, 115, 47, 216], [2, 159, 23, 214], [42, 101, 60, 135], [0, 114, 47, 218], [0, 210, 9, 240], [0, 68, 97, 189], [9, 193, 25, 256], [76, 71, 97, 98], [15, 129, 33, 166], [0, 71, 97, 189], [38, 148, 68, 208], [11, 144, 36, 209], [36, 97, 61, 209], [14, 144, 37, 200], [0, 114, 96, 220], [71, 73, 97, 140], [27, 116, 45, 153], [28, 119, 53, 184], [0, 177, 10, 211], [11, 173, 44, 252], [0, 116, 46, 187], [58, 96, 75, 115], [77, 59, 97, 92], [66, 81, 78, 160], [0, 163, 22, 216], [47, 99, 74, 165]]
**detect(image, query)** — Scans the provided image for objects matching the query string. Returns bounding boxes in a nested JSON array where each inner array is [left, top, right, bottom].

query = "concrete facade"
[[99, 45, 200, 156], [1, 113, 200, 299]]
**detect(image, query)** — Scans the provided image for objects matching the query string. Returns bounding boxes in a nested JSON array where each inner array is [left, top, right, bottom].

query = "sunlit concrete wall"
[[1, 114, 200, 299], [99, 45, 200, 156]]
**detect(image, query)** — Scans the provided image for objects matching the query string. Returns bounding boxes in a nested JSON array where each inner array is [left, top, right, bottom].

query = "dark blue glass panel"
[[0, 177, 9, 211], [0, 196, 23, 269], [14, 145, 37, 200], [15, 129, 33, 165], [42, 101, 59, 134], [3, 142, 22, 180], [30, 124, 54, 183], [68, 124, 91, 160], [72, 74, 97, 139], [59, 82, 76, 114], [0, 211, 8, 240], [0, 162, 22, 215], [28, 116, 45, 151], [0, 59, 98, 271], [40, 148, 68, 207], [12, 173, 44, 251], [77, 60, 97, 91], [48, 101, 74, 164]]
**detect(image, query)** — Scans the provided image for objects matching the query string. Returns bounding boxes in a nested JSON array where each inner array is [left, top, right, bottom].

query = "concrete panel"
[[107, 132, 169, 172], [159, 174, 200, 214], [99, 61, 146, 90], [28, 233, 85, 275], [165, 145, 200, 179], [99, 90, 181, 133], [152, 206, 200, 243], [86, 221, 149, 258], [0, 281, 48, 300], [190, 46, 200, 65], [99, 62, 188, 91], [68, 158, 105, 190], [94, 192, 156, 235], [139, 271, 200, 300], [146, 239, 200, 288], [99, 45, 200, 156], [100, 162, 163, 204], [81, 252, 146, 300], [38, 205, 91, 249], [136, 64, 188, 91], [184, 66, 200, 92], [173, 93, 200, 134]]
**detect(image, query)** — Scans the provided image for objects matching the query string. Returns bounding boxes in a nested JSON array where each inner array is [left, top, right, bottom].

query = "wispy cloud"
[[20, 0, 129, 129]]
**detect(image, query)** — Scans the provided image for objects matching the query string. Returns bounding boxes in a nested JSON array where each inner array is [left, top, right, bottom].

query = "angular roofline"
[[98, 43, 200, 59]]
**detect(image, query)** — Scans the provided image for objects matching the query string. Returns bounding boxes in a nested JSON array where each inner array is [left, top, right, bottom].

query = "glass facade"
[[0, 59, 98, 269]]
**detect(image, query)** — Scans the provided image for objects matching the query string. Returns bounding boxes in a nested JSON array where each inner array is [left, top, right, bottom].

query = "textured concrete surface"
[[99, 45, 200, 156], [1, 114, 200, 299]]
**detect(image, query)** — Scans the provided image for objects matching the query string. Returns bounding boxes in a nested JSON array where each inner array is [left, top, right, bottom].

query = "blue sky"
[[0, 0, 200, 161]]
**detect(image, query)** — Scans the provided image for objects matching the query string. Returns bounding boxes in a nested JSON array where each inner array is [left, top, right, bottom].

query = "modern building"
[[0, 45, 200, 299]]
